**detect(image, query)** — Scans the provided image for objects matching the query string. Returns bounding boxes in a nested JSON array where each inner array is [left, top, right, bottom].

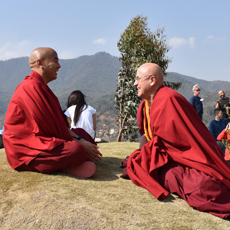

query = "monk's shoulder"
[[11, 78, 44, 104], [18, 77, 44, 92], [158, 86, 180, 98], [157, 86, 187, 105]]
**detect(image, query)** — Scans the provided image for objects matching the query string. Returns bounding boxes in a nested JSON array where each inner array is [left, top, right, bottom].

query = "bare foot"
[[63, 161, 96, 178]]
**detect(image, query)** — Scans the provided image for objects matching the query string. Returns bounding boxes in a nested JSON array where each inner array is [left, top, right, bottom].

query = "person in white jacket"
[[65, 90, 96, 139]]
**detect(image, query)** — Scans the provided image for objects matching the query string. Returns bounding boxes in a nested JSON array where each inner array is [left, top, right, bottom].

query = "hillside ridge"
[[0, 53, 229, 139]]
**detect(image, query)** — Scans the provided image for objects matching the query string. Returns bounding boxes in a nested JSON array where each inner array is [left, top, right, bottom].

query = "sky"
[[0, 0, 230, 81]]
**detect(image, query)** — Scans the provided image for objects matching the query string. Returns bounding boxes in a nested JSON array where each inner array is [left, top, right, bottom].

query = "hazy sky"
[[0, 0, 229, 81]]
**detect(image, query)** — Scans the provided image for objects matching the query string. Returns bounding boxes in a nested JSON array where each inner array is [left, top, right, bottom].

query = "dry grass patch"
[[0, 143, 230, 229]]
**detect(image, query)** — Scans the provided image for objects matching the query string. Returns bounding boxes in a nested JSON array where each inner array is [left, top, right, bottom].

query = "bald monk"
[[121, 63, 230, 218], [3, 47, 102, 178]]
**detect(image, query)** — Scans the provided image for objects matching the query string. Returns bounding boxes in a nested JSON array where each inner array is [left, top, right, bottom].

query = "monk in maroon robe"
[[3, 47, 102, 178], [121, 63, 230, 219]]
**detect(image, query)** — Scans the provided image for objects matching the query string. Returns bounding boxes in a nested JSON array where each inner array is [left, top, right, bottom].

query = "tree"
[[115, 15, 181, 142]]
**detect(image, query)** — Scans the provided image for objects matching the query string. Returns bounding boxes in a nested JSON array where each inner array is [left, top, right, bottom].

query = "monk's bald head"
[[134, 63, 164, 102], [137, 63, 164, 85], [28, 47, 61, 85], [29, 47, 57, 69]]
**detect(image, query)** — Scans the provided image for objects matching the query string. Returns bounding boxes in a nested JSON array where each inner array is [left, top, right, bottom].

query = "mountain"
[[166, 72, 230, 100], [50, 52, 121, 107], [0, 57, 31, 93], [0, 52, 230, 140], [0, 52, 120, 110]]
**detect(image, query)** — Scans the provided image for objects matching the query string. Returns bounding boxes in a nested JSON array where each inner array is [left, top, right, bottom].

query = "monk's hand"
[[78, 139, 102, 161]]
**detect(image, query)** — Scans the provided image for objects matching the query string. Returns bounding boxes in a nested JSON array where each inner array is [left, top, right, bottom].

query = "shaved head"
[[134, 63, 164, 104], [29, 47, 57, 69], [28, 47, 61, 84], [137, 63, 164, 86]]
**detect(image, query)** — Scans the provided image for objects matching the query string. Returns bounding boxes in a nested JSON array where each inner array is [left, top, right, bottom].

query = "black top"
[[219, 97, 230, 118]]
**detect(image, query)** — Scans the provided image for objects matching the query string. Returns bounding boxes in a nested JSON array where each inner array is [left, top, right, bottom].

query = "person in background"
[[209, 108, 226, 155], [65, 90, 96, 139], [189, 84, 203, 120], [217, 122, 230, 164], [216, 90, 230, 125]]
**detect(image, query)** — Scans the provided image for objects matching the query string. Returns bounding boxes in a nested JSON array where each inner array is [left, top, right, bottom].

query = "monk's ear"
[[36, 59, 44, 69], [150, 75, 155, 86]]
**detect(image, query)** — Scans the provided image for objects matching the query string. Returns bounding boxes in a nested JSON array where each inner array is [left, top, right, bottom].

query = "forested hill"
[[0, 52, 121, 109], [0, 52, 230, 130], [166, 72, 230, 100], [51, 52, 121, 107]]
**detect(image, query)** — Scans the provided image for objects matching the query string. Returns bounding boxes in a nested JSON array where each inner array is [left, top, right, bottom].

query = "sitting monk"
[[3, 47, 102, 178], [121, 63, 230, 219]]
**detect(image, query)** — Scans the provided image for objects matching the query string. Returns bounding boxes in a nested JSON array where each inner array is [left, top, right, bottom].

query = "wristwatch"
[[76, 136, 82, 140]]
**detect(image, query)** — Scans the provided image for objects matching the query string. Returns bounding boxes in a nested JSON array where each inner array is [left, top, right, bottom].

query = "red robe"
[[127, 86, 230, 218], [4, 71, 87, 169]]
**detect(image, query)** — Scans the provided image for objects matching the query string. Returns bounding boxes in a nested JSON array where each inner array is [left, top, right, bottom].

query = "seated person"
[[209, 108, 226, 155], [3, 47, 102, 178], [65, 90, 96, 139], [217, 123, 230, 164], [121, 63, 230, 219]]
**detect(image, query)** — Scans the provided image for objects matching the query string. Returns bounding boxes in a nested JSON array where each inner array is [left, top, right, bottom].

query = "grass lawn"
[[0, 142, 230, 230]]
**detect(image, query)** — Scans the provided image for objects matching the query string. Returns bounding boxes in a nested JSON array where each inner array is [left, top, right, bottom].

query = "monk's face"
[[42, 50, 61, 83], [134, 67, 152, 99]]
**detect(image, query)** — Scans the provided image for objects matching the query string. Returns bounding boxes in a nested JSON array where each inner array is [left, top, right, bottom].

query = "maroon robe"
[[127, 86, 230, 219], [4, 71, 90, 171]]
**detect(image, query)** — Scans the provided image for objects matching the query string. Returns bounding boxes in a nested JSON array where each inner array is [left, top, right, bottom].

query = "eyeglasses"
[[195, 89, 200, 91], [135, 75, 153, 83]]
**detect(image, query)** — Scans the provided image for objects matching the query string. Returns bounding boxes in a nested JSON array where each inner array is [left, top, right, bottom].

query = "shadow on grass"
[[54, 156, 123, 182], [161, 193, 176, 203], [94, 156, 123, 181]]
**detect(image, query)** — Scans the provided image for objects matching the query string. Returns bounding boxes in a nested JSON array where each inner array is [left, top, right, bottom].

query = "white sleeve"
[[89, 105, 96, 114], [64, 108, 71, 118]]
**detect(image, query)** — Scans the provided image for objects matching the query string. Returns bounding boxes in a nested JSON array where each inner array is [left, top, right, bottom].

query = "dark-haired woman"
[[65, 90, 96, 139]]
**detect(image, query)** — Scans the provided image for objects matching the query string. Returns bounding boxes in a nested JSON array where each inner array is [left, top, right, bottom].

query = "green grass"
[[0, 143, 230, 229]]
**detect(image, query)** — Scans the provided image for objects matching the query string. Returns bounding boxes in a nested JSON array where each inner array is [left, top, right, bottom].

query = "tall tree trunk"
[[117, 112, 128, 142]]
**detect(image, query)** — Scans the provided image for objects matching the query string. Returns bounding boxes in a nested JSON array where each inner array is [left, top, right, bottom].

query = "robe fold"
[[127, 86, 230, 218], [4, 71, 87, 169]]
